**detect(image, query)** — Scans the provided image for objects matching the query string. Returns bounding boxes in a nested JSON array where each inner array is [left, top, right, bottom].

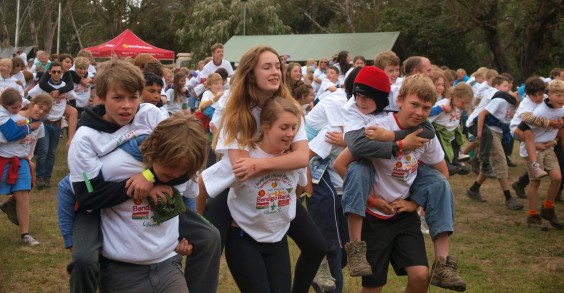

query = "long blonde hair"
[[215, 46, 295, 149]]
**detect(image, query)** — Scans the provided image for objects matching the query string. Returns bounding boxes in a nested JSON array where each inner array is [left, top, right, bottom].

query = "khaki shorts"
[[524, 146, 560, 181], [489, 131, 508, 179]]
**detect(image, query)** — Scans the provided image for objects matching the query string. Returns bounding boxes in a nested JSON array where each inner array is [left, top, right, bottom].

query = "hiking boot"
[[482, 168, 497, 179], [22, 234, 40, 246], [512, 181, 527, 199], [470, 158, 480, 175], [540, 207, 564, 229], [420, 215, 430, 235], [466, 189, 487, 202], [506, 156, 517, 167], [530, 161, 548, 179], [505, 197, 524, 210], [44, 178, 51, 189], [344, 240, 373, 277], [313, 259, 336, 291], [527, 215, 549, 231], [0, 197, 18, 226], [36, 178, 46, 190], [430, 256, 467, 292]]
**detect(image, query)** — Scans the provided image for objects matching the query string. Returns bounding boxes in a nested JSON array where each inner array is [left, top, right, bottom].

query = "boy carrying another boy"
[[335, 74, 448, 293], [336, 65, 466, 291]]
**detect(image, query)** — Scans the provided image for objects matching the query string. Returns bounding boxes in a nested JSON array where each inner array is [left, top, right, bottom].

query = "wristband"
[[397, 140, 403, 158], [142, 169, 155, 183], [367, 196, 376, 208]]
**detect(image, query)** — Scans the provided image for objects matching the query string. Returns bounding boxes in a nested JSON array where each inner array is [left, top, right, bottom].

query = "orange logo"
[[258, 190, 265, 197], [395, 162, 402, 168], [134, 199, 142, 205], [271, 182, 277, 188], [406, 155, 411, 161], [123, 44, 129, 48]]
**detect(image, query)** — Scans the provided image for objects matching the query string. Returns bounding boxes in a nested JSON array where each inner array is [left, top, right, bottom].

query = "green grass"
[[1, 140, 564, 292]]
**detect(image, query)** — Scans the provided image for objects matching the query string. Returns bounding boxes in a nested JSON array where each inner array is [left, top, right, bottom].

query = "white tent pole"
[[57, 2, 61, 55], [15, 0, 20, 48]]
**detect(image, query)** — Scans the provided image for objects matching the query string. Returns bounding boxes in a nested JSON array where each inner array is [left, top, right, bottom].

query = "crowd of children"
[[0, 44, 563, 293]]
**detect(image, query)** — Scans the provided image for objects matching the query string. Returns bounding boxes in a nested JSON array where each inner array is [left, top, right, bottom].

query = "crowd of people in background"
[[0, 42, 563, 293]]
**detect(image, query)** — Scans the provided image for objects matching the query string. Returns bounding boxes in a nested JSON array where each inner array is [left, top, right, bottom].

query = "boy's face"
[[495, 81, 509, 92], [38, 54, 49, 64], [152, 161, 186, 183], [210, 80, 223, 92], [5, 101, 22, 114], [383, 65, 400, 85], [528, 91, 544, 104], [50, 66, 63, 83], [355, 94, 377, 115], [212, 48, 224, 61], [75, 67, 88, 77], [326, 69, 338, 82], [100, 85, 140, 126], [397, 93, 433, 128], [548, 91, 564, 108], [141, 83, 163, 105]]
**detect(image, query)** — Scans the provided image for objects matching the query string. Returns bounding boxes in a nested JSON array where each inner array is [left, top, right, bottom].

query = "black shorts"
[[361, 212, 428, 288]]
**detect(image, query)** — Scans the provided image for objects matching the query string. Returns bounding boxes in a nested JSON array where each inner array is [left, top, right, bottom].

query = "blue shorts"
[[0, 159, 32, 194]]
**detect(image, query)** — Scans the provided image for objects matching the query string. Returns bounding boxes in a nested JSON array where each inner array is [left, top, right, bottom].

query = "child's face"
[[152, 161, 186, 183], [88, 88, 100, 106], [75, 67, 88, 77], [290, 66, 302, 82], [383, 65, 400, 84], [354, 59, 365, 68], [141, 83, 163, 105], [548, 91, 564, 108], [528, 91, 544, 104], [100, 85, 140, 126], [5, 101, 22, 114], [434, 77, 445, 96], [210, 80, 223, 92], [50, 66, 63, 83], [397, 94, 433, 128], [38, 54, 49, 64], [0, 63, 11, 75], [326, 69, 338, 83], [61, 58, 73, 72], [475, 75, 484, 83], [262, 111, 299, 153], [453, 96, 470, 110], [355, 94, 377, 115], [253, 51, 281, 98], [29, 103, 50, 120], [164, 72, 173, 84], [179, 77, 187, 88], [495, 81, 510, 92], [302, 89, 314, 105]]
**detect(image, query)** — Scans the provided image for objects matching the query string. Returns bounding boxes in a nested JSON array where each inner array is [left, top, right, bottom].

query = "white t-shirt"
[[428, 99, 462, 131], [165, 88, 187, 114], [383, 84, 401, 112], [0, 113, 44, 159], [466, 89, 499, 128], [27, 81, 74, 121], [312, 68, 326, 93], [367, 113, 444, 218], [306, 89, 346, 133], [210, 90, 230, 129], [72, 72, 94, 108], [98, 148, 182, 265], [315, 78, 338, 101], [483, 98, 515, 133], [193, 60, 234, 96], [0, 77, 24, 97], [342, 96, 387, 134], [520, 100, 564, 157], [68, 104, 167, 183], [509, 96, 540, 133], [201, 90, 220, 111], [202, 147, 307, 243]]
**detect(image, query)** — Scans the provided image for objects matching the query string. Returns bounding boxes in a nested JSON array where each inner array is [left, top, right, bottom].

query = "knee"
[[409, 267, 429, 284]]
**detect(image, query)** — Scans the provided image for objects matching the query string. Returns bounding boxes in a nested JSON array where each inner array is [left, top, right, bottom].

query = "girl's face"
[[5, 100, 22, 114], [302, 89, 314, 105], [290, 66, 302, 82], [434, 77, 445, 96], [384, 65, 400, 84], [262, 111, 299, 153], [210, 80, 223, 92], [28, 102, 50, 120], [179, 77, 187, 88], [346, 53, 352, 64], [319, 59, 328, 69], [354, 59, 365, 68], [253, 51, 281, 99], [164, 72, 173, 84], [453, 96, 470, 110], [61, 58, 73, 72], [326, 69, 338, 83]]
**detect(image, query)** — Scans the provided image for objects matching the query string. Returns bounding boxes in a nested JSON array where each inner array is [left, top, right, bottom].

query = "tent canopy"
[[84, 29, 174, 60], [224, 32, 400, 63]]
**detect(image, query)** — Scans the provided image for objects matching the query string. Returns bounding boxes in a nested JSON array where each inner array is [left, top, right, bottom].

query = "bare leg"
[[404, 265, 429, 293], [433, 232, 449, 259], [13, 190, 30, 234], [347, 214, 363, 242]]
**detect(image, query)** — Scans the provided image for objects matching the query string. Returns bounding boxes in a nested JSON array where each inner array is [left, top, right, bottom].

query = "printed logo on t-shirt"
[[115, 130, 137, 147], [255, 173, 293, 214], [19, 135, 36, 148], [391, 153, 418, 182]]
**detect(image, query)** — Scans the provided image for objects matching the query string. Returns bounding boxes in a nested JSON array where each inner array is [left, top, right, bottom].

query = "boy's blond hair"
[[94, 60, 145, 99], [206, 73, 223, 88], [140, 113, 208, 179], [398, 74, 437, 104], [472, 67, 488, 78], [0, 58, 13, 69], [548, 79, 564, 94], [373, 51, 400, 70], [485, 69, 499, 82], [74, 57, 90, 70]]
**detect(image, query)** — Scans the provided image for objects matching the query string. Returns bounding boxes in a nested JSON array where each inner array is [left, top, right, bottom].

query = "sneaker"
[[0, 197, 19, 226], [458, 153, 471, 162], [22, 234, 40, 246], [466, 189, 487, 202], [530, 161, 548, 179], [540, 207, 564, 229], [512, 181, 527, 199], [527, 215, 549, 231], [506, 156, 517, 167], [505, 197, 524, 210], [420, 215, 430, 235], [430, 256, 467, 292], [313, 259, 336, 291], [344, 240, 373, 277]]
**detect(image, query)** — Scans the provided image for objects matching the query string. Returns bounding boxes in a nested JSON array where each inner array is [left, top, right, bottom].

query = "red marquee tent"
[[84, 29, 174, 60]]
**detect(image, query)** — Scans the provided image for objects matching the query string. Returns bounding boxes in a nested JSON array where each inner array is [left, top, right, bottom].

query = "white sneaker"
[[420, 215, 430, 235], [22, 234, 40, 246], [531, 161, 548, 179], [458, 153, 471, 162]]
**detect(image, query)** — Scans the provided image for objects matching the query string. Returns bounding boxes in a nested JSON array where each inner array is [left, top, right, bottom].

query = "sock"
[[503, 190, 512, 201], [21, 233, 29, 239], [518, 172, 529, 186], [470, 181, 481, 192], [528, 210, 538, 216], [544, 200, 555, 209]]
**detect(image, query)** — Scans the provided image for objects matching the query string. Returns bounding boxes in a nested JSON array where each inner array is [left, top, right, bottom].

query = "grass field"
[[0, 139, 563, 292]]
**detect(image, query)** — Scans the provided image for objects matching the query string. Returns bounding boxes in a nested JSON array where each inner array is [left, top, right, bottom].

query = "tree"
[[176, 0, 290, 63]]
